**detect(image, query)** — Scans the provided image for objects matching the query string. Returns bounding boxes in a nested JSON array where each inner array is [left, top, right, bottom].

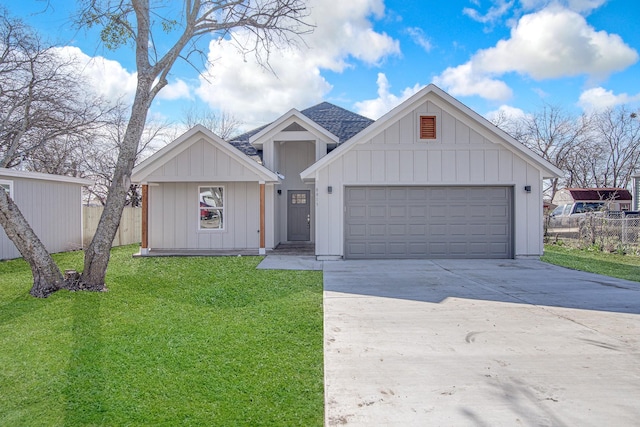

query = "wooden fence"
[[83, 207, 142, 247]]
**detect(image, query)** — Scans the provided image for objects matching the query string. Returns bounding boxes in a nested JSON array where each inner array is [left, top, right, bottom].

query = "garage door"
[[344, 186, 513, 259]]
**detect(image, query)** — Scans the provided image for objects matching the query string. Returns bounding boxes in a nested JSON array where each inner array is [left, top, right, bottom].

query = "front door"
[[287, 190, 311, 241]]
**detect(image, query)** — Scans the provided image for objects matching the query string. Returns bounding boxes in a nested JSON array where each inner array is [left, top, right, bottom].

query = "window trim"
[[198, 185, 225, 231], [416, 111, 441, 143], [0, 179, 14, 198]]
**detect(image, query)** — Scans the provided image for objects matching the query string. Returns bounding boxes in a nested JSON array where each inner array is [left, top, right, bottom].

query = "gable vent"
[[420, 116, 437, 139], [283, 122, 306, 132]]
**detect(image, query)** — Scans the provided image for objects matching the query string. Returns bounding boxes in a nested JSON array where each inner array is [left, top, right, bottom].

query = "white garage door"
[[344, 186, 513, 259]]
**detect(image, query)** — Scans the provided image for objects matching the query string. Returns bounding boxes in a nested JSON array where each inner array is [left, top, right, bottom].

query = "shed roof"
[[0, 168, 93, 185], [563, 188, 632, 201]]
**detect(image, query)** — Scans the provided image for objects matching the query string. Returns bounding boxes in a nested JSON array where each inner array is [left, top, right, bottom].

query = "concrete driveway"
[[323, 259, 640, 426]]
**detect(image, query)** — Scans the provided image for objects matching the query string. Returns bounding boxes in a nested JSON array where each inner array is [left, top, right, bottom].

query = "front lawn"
[[542, 244, 640, 283], [0, 246, 324, 426]]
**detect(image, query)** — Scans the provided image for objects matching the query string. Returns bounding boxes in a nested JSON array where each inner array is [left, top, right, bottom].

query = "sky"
[[6, 0, 640, 133]]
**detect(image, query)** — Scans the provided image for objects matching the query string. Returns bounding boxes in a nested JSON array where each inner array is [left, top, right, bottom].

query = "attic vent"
[[419, 116, 436, 139], [283, 122, 306, 132]]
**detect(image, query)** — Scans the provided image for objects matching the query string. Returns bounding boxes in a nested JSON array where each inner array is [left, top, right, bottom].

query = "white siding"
[[148, 182, 260, 250], [146, 138, 263, 182], [0, 177, 84, 260], [315, 94, 546, 259]]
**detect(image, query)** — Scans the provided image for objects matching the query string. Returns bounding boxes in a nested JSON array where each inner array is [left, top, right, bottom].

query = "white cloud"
[[578, 87, 640, 112], [53, 46, 138, 104], [353, 73, 423, 119], [475, 7, 638, 79], [463, 0, 514, 25], [434, 62, 513, 101], [405, 27, 432, 52], [435, 6, 638, 101], [520, 0, 607, 14], [157, 78, 192, 101], [485, 104, 528, 122], [195, 0, 400, 125]]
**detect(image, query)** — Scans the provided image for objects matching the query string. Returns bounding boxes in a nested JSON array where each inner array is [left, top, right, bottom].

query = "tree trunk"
[[80, 77, 153, 289], [0, 189, 64, 297]]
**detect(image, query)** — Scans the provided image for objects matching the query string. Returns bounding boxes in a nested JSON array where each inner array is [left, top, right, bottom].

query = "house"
[[0, 168, 93, 260], [552, 188, 633, 212], [132, 84, 562, 259]]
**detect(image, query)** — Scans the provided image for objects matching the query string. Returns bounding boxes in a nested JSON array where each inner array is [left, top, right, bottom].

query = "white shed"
[[0, 168, 93, 260]]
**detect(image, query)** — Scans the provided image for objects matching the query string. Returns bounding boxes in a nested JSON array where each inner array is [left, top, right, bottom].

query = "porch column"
[[141, 184, 149, 255], [259, 182, 266, 255]]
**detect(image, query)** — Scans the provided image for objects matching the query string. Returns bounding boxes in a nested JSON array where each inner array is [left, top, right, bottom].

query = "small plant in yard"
[[0, 245, 324, 426]]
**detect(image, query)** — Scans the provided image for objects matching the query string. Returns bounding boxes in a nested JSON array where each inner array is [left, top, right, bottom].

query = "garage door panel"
[[345, 186, 513, 259], [389, 188, 407, 200], [348, 224, 367, 237], [389, 242, 407, 255], [347, 187, 367, 201], [369, 242, 386, 255], [369, 188, 387, 200], [389, 224, 406, 236], [409, 224, 426, 235], [348, 205, 367, 219], [389, 206, 406, 217], [369, 206, 386, 218], [369, 224, 386, 236]]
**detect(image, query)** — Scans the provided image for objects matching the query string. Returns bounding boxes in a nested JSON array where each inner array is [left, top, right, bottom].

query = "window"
[[419, 116, 437, 139], [574, 202, 605, 214], [0, 179, 13, 198], [291, 192, 307, 205], [199, 186, 224, 230]]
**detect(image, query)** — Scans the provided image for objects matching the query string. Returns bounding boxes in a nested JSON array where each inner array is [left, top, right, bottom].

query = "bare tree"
[[82, 107, 172, 206], [0, 10, 113, 297], [181, 106, 242, 140], [588, 106, 640, 188], [0, 12, 109, 170], [494, 103, 591, 200], [76, 0, 311, 291]]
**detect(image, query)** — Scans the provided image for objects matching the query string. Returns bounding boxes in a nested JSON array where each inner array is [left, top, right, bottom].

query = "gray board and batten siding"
[[0, 169, 92, 260]]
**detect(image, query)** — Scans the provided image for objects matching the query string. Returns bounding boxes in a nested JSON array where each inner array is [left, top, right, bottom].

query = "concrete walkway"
[[323, 259, 640, 426]]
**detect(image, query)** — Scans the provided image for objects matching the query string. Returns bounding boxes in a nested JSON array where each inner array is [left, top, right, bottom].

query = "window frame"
[[416, 111, 441, 143], [198, 185, 225, 231], [0, 179, 14, 198]]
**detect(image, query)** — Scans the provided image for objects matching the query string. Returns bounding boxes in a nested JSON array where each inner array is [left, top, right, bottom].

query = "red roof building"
[[552, 188, 633, 211]]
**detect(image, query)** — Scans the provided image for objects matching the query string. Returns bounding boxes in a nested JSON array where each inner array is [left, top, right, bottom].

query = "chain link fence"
[[546, 213, 640, 254]]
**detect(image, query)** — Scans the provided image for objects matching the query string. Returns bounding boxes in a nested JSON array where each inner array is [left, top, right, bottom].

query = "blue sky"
[[6, 0, 640, 132]]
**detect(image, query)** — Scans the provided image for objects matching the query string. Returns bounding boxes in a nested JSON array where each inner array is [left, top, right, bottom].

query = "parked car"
[[549, 202, 606, 218], [547, 202, 607, 237]]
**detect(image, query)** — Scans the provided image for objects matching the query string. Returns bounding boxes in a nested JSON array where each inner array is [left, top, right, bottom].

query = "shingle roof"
[[228, 102, 374, 158], [565, 188, 632, 201], [300, 102, 374, 143]]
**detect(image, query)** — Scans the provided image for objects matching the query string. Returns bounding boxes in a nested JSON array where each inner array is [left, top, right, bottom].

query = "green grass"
[[542, 244, 640, 282], [0, 246, 324, 426]]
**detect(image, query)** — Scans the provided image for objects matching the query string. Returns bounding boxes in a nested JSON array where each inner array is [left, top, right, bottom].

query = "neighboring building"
[[633, 175, 640, 211], [132, 84, 562, 260], [0, 168, 93, 260], [552, 188, 633, 211]]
